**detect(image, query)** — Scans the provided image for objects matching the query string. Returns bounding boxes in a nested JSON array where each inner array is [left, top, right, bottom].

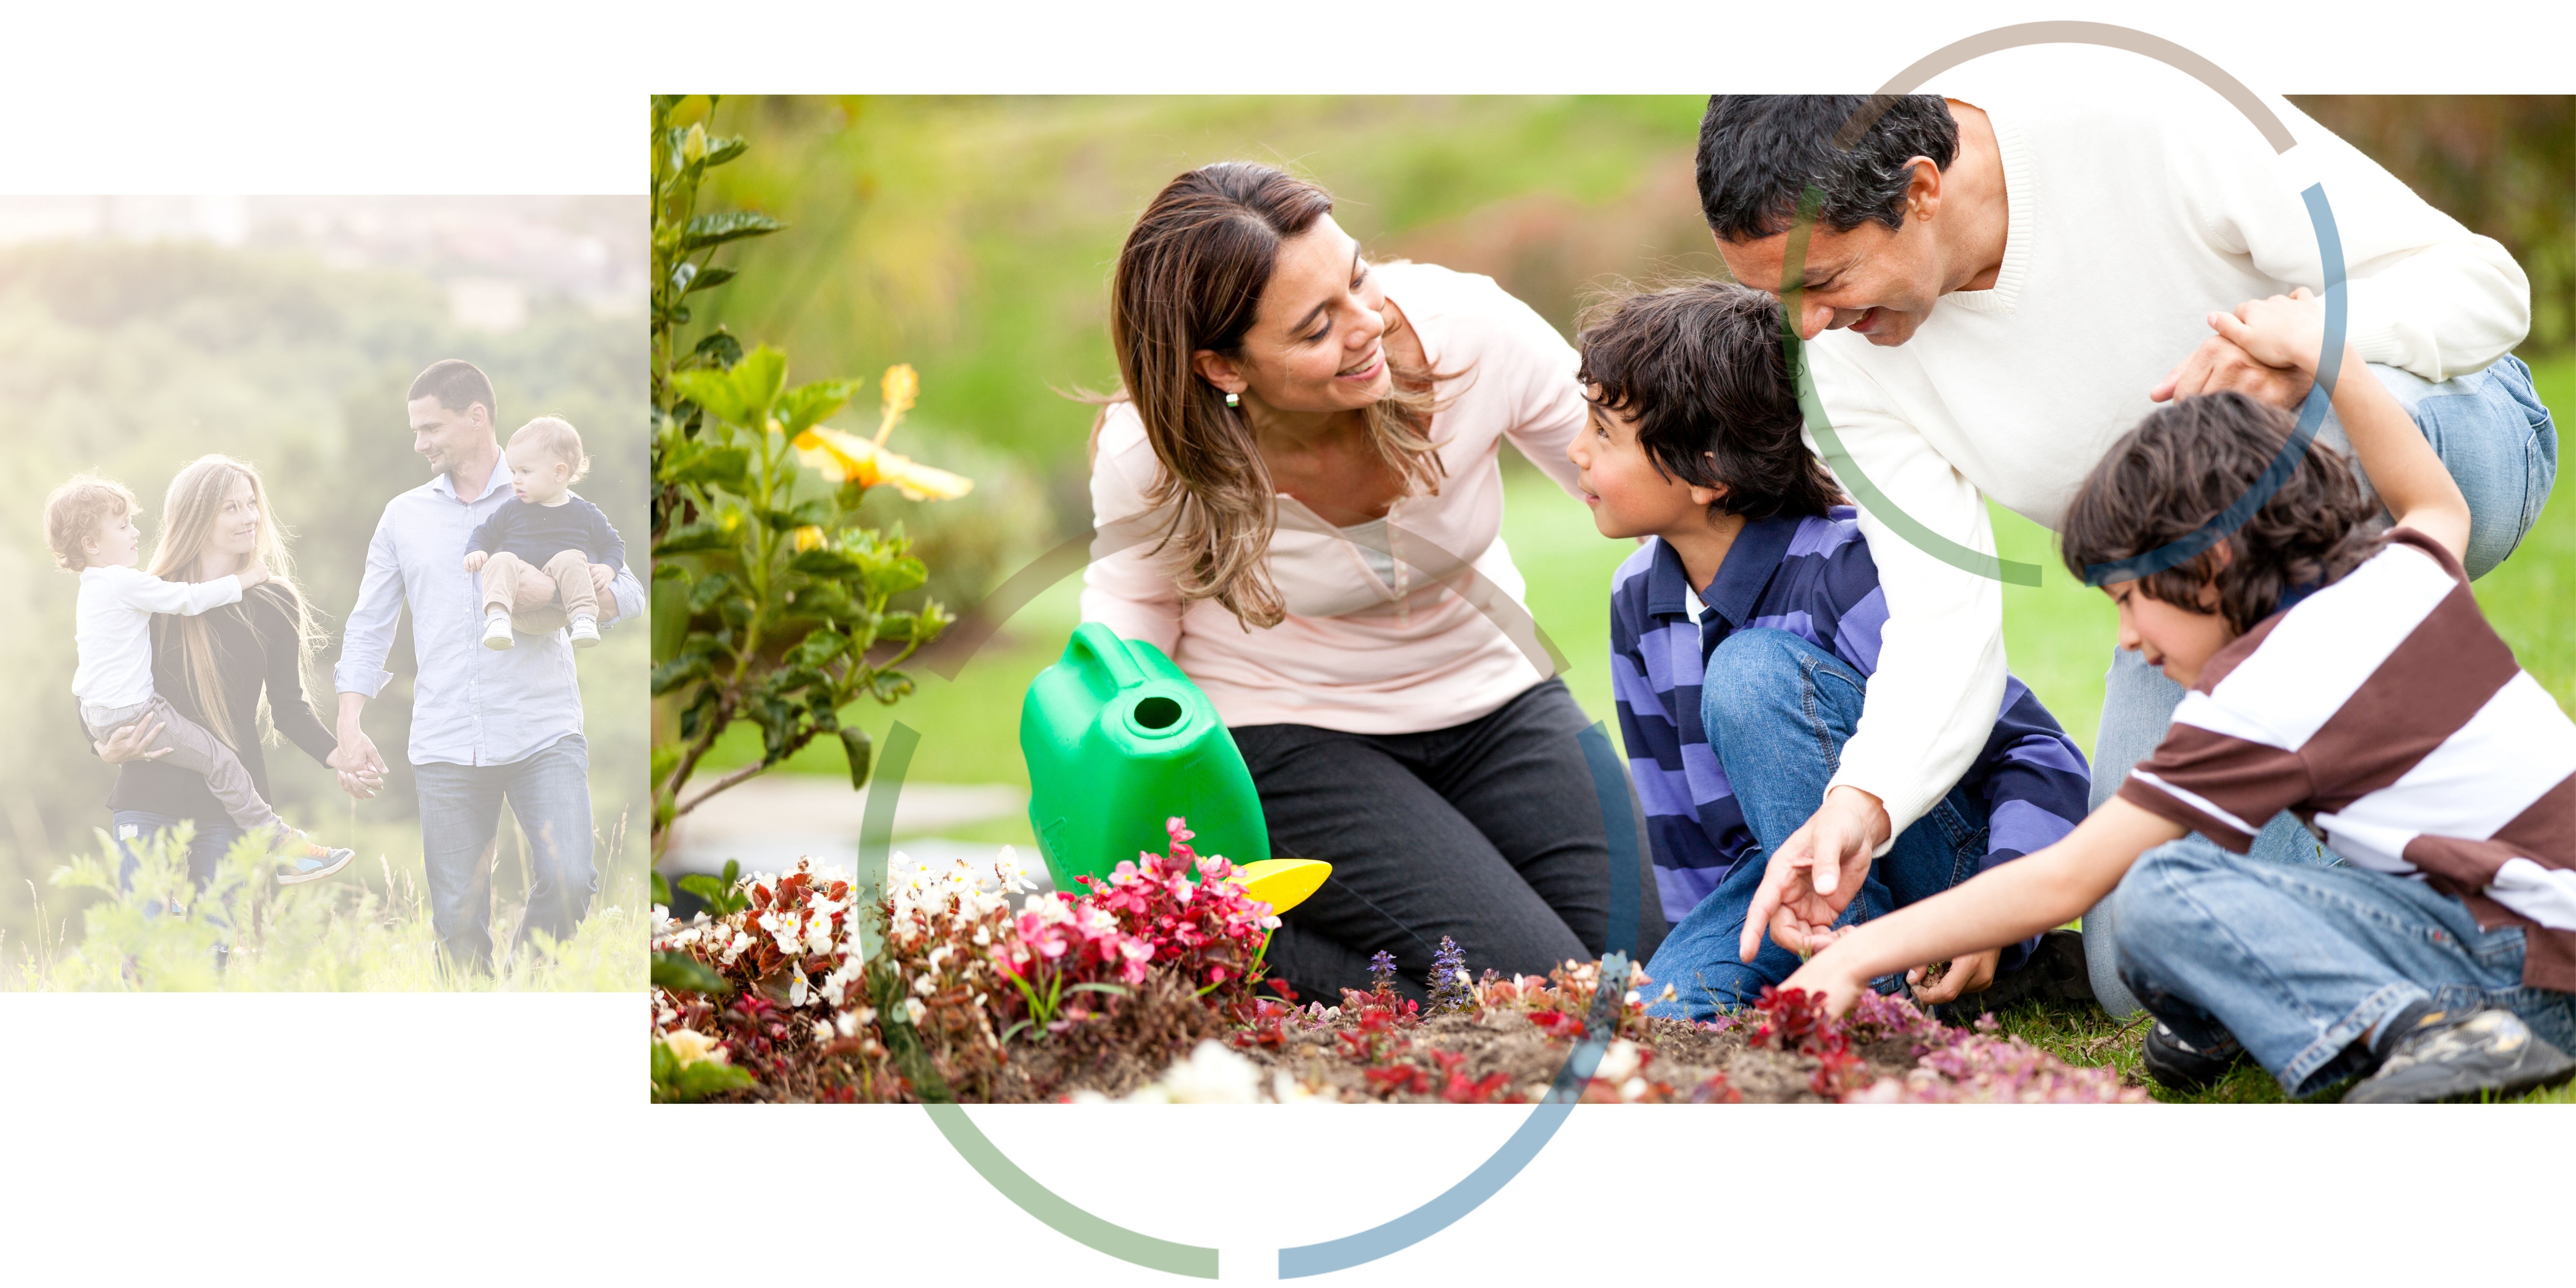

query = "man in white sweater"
[[1695, 61, 2553, 1016]]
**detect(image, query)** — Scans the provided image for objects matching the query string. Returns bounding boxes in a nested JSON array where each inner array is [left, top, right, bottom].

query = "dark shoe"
[[2143, 1020, 2248, 1092], [2342, 1008, 2576, 1104], [1931, 928, 2094, 1022]]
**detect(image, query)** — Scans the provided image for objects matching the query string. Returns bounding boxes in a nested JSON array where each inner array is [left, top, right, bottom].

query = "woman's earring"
[[1224, 391, 1240, 408]]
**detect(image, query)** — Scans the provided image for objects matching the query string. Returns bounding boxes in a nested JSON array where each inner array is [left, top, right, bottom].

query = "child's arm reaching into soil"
[[1779, 798, 2187, 1014], [2207, 289, 2473, 564]]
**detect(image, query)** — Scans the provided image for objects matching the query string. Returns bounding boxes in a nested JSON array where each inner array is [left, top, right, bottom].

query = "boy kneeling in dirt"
[[1570, 281, 2093, 1022], [1781, 291, 2576, 1104]]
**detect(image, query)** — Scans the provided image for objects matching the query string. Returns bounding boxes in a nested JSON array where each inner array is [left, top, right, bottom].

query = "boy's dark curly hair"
[[2061, 391, 2387, 634], [1574, 280, 1843, 521]]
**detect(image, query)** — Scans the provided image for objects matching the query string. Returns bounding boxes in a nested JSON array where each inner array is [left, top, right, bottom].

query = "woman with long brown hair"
[[93, 454, 354, 892], [1084, 162, 1663, 1002]]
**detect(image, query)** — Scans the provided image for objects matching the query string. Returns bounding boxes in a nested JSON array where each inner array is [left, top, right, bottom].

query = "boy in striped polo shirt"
[[1784, 290, 2576, 1103], [1570, 282, 2093, 1021]]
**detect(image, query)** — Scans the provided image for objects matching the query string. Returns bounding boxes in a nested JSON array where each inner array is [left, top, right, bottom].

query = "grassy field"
[[10, 628, 651, 991]]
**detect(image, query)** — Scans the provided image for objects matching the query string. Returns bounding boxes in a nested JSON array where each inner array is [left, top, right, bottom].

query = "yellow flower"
[[663, 1027, 727, 1067], [793, 525, 826, 552], [877, 363, 919, 446], [793, 424, 973, 502], [681, 122, 709, 165]]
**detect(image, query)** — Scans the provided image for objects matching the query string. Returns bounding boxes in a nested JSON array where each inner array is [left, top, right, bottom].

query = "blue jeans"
[[2110, 833, 2576, 1097], [415, 733, 597, 972], [1644, 629, 1991, 1021], [2083, 356, 2559, 1015], [111, 808, 242, 894], [110, 810, 242, 946]]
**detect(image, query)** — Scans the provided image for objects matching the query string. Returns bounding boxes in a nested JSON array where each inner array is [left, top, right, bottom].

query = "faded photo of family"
[[0, 196, 647, 989]]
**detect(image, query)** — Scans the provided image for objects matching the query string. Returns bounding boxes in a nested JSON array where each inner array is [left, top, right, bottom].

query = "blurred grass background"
[[675, 95, 2570, 846], [0, 202, 649, 978]]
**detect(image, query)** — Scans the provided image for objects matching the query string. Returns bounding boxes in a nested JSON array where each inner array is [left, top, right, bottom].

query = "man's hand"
[[588, 562, 616, 615], [1906, 947, 2000, 1006], [1738, 785, 1891, 963], [463, 550, 488, 572], [2149, 333, 2313, 408], [329, 722, 387, 801], [95, 718, 173, 765]]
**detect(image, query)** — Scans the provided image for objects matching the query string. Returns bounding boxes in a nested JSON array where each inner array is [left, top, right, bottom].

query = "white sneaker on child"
[[482, 612, 515, 650], [568, 615, 601, 648]]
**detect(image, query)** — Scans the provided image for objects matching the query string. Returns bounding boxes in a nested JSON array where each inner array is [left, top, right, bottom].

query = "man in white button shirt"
[[1692, 77, 2554, 1015], [329, 360, 645, 973]]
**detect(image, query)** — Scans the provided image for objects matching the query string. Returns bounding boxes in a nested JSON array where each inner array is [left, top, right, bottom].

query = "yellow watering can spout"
[[1226, 858, 1331, 915]]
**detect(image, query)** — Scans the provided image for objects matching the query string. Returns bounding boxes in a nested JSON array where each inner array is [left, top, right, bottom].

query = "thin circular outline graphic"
[[811, 25, 2350, 1280], [1777, 20, 2346, 585]]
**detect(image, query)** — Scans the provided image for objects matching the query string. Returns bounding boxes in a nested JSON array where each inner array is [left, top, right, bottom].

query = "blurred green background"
[[671, 96, 2573, 851], [0, 198, 648, 951]]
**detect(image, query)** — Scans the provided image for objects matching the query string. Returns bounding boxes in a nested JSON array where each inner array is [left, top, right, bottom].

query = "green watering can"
[[1020, 623, 1329, 913]]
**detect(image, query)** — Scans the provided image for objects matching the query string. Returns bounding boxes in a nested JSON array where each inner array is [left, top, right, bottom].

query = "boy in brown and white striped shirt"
[[1776, 290, 2573, 1103]]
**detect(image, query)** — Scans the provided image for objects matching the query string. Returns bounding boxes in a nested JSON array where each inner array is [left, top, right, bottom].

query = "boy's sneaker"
[[2142, 1020, 2249, 1092], [568, 615, 601, 648], [482, 612, 515, 650], [275, 836, 356, 886], [2342, 1008, 2576, 1104]]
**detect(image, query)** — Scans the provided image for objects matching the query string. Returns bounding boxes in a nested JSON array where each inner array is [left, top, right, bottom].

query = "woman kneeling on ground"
[[1083, 162, 1664, 1002]]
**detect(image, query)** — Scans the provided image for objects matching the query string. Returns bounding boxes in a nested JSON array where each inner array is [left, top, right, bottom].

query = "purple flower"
[[1368, 950, 1398, 992], [1426, 937, 1474, 1014]]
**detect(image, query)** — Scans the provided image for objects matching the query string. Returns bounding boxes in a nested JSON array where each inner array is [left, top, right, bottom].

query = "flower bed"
[[650, 818, 2144, 1104]]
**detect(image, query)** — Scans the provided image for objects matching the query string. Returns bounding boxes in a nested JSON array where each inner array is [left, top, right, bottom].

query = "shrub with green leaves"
[[648, 95, 964, 862]]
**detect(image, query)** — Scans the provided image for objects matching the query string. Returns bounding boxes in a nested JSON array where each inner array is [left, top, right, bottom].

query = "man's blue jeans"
[[1644, 629, 1991, 1022], [415, 733, 597, 972], [2084, 356, 2558, 1015], [2111, 833, 2576, 1097]]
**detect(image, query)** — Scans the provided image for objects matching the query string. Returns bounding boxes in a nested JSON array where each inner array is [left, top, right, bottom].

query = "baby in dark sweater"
[[463, 417, 626, 650]]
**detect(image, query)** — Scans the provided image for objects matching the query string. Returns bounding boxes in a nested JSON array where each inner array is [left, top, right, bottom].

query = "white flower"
[[1595, 1038, 1641, 1085], [902, 997, 926, 1027], [1270, 1070, 1335, 1104], [912, 972, 937, 997], [1624, 989, 1642, 1006], [813, 1020, 833, 1042], [1156, 1040, 1262, 1104], [972, 925, 992, 947], [1456, 970, 1472, 986], [662, 1029, 725, 1067], [1619, 1076, 1648, 1102], [789, 975, 811, 1007]]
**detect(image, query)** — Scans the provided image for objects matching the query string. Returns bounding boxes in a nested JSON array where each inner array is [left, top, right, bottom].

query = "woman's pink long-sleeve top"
[[1081, 261, 1591, 735]]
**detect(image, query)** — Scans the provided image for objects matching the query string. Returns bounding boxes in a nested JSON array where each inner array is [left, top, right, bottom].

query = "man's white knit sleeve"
[[2183, 95, 2529, 382], [1809, 348, 2008, 848]]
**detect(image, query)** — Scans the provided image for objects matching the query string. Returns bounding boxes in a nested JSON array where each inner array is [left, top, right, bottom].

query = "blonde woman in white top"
[[1083, 162, 1664, 1001]]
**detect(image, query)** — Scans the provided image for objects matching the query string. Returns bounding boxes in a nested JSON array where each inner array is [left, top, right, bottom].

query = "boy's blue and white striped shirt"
[[1608, 507, 2092, 925]]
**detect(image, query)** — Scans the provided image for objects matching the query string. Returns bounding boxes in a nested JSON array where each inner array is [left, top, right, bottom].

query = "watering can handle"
[[1067, 621, 1148, 692]]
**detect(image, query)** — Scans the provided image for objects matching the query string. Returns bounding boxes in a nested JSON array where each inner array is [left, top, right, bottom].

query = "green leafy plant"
[[648, 95, 967, 861], [651, 1035, 757, 1103]]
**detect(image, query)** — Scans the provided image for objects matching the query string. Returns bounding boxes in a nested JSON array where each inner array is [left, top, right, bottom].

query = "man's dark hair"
[[2061, 392, 2387, 634], [408, 359, 498, 426], [1696, 95, 1960, 242], [1574, 280, 1843, 521]]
